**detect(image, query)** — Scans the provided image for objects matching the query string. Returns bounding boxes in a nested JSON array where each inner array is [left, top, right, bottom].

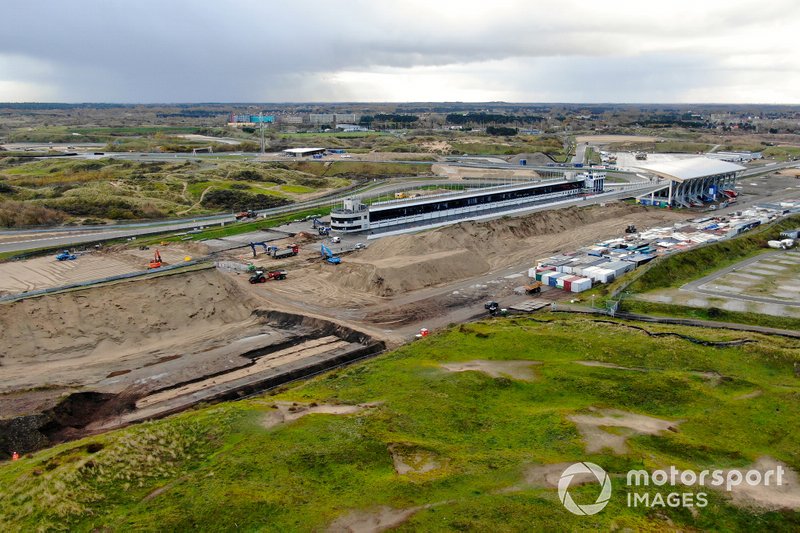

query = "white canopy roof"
[[632, 158, 745, 182]]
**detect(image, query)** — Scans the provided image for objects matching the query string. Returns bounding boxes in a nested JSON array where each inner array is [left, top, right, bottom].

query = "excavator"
[[320, 243, 341, 264], [148, 249, 163, 269]]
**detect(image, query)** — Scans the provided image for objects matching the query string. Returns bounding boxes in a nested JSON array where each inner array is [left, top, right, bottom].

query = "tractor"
[[249, 269, 288, 283]]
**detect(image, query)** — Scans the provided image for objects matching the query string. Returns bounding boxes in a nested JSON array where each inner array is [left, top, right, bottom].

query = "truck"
[[524, 282, 543, 295], [271, 244, 299, 259], [235, 210, 257, 220]]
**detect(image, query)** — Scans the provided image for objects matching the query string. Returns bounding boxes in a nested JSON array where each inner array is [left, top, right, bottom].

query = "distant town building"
[[227, 113, 274, 127], [336, 123, 368, 132], [279, 115, 304, 124], [309, 114, 336, 125], [308, 113, 360, 126]]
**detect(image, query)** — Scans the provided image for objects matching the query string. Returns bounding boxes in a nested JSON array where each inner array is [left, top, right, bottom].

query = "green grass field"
[[1, 315, 797, 531]]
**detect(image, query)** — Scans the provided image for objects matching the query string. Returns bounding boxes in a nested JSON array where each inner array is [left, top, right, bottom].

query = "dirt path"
[[176, 185, 212, 216]]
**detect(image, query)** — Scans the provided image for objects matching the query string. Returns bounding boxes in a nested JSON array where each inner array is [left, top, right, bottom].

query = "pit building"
[[330, 174, 605, 234]]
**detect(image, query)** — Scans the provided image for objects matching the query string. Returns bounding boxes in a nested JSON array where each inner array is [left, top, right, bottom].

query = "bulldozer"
[[249, 269, 288, 283], [147, 249, 163, 269]]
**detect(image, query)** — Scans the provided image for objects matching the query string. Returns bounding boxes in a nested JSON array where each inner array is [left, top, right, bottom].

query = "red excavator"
[[148, 249, 163, 269]]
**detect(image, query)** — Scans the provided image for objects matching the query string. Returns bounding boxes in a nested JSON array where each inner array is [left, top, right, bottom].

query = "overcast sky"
[[2, 0, 799, 103]]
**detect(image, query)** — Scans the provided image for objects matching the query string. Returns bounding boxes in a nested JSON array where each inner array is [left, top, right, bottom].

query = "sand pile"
[[339, 249, 487, 296], [330, 204, 681, 296], [0, 268, 258, 368]]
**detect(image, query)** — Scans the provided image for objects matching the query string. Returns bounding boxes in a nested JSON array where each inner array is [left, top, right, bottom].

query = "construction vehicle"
[[484, 301, 508, 317], [524, 281, 543, 295], [318, 226, 331, 236], [148, 249, 163, 269], [249, 269, 288, 283], [625, 225, 637, 234], [321, 244, 341, 264], [271, 246, 298, 259], [235, 210, 257, 221], [55, 250, 77, 261]]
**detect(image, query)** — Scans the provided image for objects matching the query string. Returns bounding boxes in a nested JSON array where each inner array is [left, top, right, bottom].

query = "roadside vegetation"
[[1, 315, 797, 530]]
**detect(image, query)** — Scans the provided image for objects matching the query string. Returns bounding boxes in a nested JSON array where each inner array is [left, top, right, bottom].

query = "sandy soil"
[[0, 243, 204, 295], [431, 164, 541, 180], [326, 505, 425, 533], [720, 457, 800, 510], [569, 408, 678, 455], [136, 336, 351, 409], [388, 443, 441, 475], [0, 269, 305, 418], [261, 401, 377, 429], [259, 204, 686, 310], [777, 168, 800, 177], [440, 360, 540, 381]]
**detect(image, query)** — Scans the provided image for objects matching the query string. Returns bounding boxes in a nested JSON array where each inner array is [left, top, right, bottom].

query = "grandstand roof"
[[632, 158, 745, 182]]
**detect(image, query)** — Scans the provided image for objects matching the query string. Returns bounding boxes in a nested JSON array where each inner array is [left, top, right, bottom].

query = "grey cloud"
[[0, 0, 798, 102]]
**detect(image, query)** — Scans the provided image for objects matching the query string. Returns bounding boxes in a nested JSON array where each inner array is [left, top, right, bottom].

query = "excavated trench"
[[0, 310, 384, 457]]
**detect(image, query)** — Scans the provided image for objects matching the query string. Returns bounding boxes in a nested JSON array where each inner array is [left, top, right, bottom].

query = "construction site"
[[2, 134, 800, 457], [0, 195, 697, 451]]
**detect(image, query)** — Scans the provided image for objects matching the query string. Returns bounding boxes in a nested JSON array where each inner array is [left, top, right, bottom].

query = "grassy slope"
[[628, 215, 800, 293], [1, 315, 798, 531]]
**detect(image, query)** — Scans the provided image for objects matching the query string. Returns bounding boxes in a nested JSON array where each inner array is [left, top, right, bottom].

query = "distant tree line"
[[446, 112, 544, 125], [486, 126, 518, 136]]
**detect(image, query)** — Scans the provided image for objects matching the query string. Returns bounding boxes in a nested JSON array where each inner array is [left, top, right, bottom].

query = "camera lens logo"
[[558, 462, 612, 515]]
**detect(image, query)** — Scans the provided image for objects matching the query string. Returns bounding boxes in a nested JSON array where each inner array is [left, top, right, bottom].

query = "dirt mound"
[[0, 268, 255, 365], [333, 204, 675, 297], [340, 249, 487, 297], [0, 268, 263, 400]]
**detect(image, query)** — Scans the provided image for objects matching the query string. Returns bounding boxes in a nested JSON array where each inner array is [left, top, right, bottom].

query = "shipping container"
[[570, 277, 592, 293]]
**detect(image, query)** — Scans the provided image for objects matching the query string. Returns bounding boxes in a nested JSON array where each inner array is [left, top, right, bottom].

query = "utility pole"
[[259, 112, 266, 154]]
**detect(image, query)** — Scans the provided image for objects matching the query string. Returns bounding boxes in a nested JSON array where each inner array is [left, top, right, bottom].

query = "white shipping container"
[[570, 277, 592, 293], [581, 266, 603, 282], [594, 268, 616, 283], [528, 267, 537, 279]]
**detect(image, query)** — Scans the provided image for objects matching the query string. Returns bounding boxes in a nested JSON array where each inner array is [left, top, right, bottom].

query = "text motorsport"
[[558, 462, 786, 515]]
